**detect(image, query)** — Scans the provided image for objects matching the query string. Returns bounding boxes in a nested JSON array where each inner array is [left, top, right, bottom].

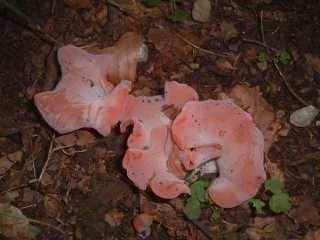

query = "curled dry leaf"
[[212, 58, 237, 76], [0, 202, 34, 239], [0, 151, 23, 179], [55, 130, 96, 147], [221, 84, 284, 153], [64, 0, 91, 9], [44, 194, 63, 218]]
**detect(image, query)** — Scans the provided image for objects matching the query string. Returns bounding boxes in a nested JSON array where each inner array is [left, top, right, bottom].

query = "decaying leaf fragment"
[[0, 202, 34, 239]]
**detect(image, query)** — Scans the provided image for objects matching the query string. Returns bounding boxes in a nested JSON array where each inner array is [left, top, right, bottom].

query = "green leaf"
[[273, 52, 291, 65], [183, 197, 201, 220], [249, 198, 265, 214], [190, 180, 209, 203], [143, 0, 161, 7], [265, 179, 284, 194], [210, 206, 223, 222], [257, 51, 268, 63], [269, 192, 292, 214], [168, 9, 188, 22]]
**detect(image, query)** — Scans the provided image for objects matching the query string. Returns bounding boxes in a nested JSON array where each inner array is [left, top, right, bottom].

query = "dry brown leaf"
[[222, 84, 284, 153], [0, 202, 34, 239], [212, 58, 237, 76], [147, 28, 199, 61], [140, 195, 187, 231], [0, 151, 23, 179], [305, 53, 320, 74], [104, 210, 125, 227], [55, 130, 96, 147], [64, 0, 91, 9], [44, 194, 63, 218], [289, 198, 320, 225], [210, 21, 239, 42]]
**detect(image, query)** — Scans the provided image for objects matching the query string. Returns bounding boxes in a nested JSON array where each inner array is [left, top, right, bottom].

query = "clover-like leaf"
[[183, 197, 201, 220], [143, 0, 161, 7], [249, 198, 265, 214], [273, 52, 291, 65], [168, 9, 189, 22], [265, 179, 284, 194], [269, 192, 292, 214], [190, 180, 209, 203]]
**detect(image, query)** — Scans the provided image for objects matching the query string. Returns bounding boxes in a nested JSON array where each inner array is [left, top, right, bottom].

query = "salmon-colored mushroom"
[[34, 32, 145, 135], [164, 81, 198, 107], [172, 100, 266, 208]]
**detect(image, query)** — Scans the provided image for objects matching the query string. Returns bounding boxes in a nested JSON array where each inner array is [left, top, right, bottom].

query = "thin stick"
[[0, 0, 63, 46], [260, 10, 265, 45], [174, 32, 233, 58], [273, 62, 308, 106], [28, 218, 65, 235], [241, 38, 278, 52], [38, 134, 55, 183]]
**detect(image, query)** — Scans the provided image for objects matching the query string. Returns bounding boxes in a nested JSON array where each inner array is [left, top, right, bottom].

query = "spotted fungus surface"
[[172, 100, 266, 208]]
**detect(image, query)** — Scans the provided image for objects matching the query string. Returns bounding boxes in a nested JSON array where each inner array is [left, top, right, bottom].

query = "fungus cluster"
[[34, 32, 266, 208]]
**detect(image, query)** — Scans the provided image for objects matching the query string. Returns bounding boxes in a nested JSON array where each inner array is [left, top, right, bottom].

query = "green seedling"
[[249, 179, 292, 215], [249, 198, 265, 214], [210, 206, 223, 222], [143, 0, 161, 7], [257, 51, 268, 63], [167, 9, 189, 22], [273, 52, 291, 65], [183, 180, 223, 221]]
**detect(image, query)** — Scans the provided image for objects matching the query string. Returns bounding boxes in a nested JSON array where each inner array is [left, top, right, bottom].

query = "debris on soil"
[[289, 105, 319, 127], [192, 0, 212, 23]]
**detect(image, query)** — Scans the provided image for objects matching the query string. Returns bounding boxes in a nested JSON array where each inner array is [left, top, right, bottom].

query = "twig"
[[174, 32, 233, 58], [28, 217, 65, 235], [241, 38, 278, 52], [260, 10, 265, 45], [273, 62, 309, 106], [0, 0, 63, 46], [38, 133, 55, 183]]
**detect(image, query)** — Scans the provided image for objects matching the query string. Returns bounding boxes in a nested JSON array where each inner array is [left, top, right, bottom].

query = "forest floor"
[[0, 0, 320, 239]]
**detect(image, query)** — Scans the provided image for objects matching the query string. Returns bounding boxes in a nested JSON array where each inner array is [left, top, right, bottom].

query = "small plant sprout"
[[249, 179, 292, 215], [257, 51, 268, 63], [183, 180, 224, 221], [249, 198, 265, 214], [273, 52, 291, 65], [168, 9, 189, 22]]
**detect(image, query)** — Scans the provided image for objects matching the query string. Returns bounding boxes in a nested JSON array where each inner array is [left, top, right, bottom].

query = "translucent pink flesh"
[[172, 100, 266, 208], [34, 45, 131, 136], [164, 81, 199, 107], [123, 125, 190, 199]]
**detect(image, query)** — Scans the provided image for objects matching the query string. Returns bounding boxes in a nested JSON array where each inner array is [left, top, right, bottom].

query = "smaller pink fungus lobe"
[[34, 32, 144, 136], [34, 45, 131, 135], [164, 81, 199, 108], [123, 125, 190, 199], [172, 100, 266, 208]]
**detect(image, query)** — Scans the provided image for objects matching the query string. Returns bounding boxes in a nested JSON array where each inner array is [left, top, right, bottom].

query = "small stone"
[[257, 62, 268, 71], [289, 105, 319, 127], [192, 0, 211, 23]]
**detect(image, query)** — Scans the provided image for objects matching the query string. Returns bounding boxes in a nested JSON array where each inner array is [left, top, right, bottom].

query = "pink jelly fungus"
[[172, 100, 266, 208]]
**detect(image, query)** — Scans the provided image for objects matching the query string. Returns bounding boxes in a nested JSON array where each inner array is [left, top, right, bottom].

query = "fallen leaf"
[[212, 58, 237, 76], [104, 210, 125, 227], [44, 194, 62, 218], [221, 83, 284, 153], [95, 4, 108, 26], [55, 130, 96, 147], [305, 53, 320, 74], [0, 151, 23, 179], [210, 21, 239, 42], [0, 202, 34, 239], [64, 0, 91, 9], [289, 198, 320, 225]]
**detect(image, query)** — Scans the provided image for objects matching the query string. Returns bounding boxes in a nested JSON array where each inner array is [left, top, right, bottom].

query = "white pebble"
[[289, 105, 319, 127]]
